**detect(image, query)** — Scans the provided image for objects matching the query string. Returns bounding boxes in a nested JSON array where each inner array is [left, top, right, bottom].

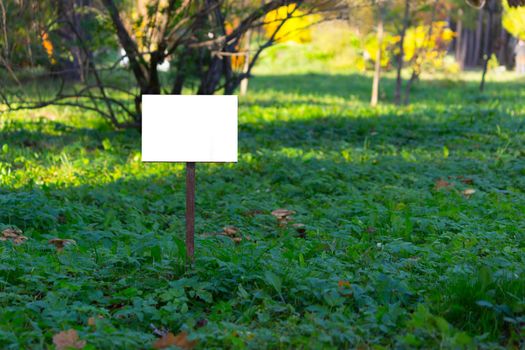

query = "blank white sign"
[[141, 95, 238, 162]]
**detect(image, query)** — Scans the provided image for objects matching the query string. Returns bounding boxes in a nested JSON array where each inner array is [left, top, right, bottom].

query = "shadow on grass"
[[2, 90, 523, 160], [0, 119, 139, 153]]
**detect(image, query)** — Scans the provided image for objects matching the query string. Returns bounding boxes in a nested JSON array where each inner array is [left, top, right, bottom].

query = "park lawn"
[[0, 69, 524, 349]]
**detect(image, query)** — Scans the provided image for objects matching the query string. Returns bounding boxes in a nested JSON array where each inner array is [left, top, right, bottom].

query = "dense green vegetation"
[[1, 68, 524, 349]]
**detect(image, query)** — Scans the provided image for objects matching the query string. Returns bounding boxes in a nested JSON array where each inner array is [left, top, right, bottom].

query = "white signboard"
[[141, 95, 238, 162]]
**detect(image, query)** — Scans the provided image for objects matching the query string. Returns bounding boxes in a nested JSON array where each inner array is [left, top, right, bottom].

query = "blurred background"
[[0, 0, 524, 128]]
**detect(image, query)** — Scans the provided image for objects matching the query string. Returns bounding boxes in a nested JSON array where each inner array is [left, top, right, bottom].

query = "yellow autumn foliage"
[[41, 31, 56, 64], [364, 33, 395, 67], [503, 2, 525, 40], [403, 22, 454, 64], [364, 22, 453, 71], [264, 4, 319, 43], [231, 54, 246, 71]]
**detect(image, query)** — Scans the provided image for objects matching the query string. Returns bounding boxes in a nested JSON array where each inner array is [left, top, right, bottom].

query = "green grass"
[[0, 68, 524, 349]]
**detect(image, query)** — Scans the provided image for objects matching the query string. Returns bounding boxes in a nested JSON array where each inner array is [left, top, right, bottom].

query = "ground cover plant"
[[0, 67, 524, 349]]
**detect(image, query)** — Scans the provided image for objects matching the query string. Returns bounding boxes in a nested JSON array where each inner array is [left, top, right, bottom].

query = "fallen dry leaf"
[[271, 209, 296, 219], [204, 226, 243, 243], [48, 238, 77, 252], [1, 227, 28, 245], [222, 226, 239, 237], [338, 280, 351, 288], [87, 315, 104, 328], [53, 329, 86, 350], [434, 179, 453, 191], [243, 209, 265, 217], [462, 188, 476, 198], [459, 177, 474, 185], [153, 331, 197, 350], [150, 323, 168, 337], [271, 208, 296, 226], [337, 280, 353, 297]]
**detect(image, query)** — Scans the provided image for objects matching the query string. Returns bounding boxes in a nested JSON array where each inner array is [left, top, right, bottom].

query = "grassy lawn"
[[0, 68, 524, 349]]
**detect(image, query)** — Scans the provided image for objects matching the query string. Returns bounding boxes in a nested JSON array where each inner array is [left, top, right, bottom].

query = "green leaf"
[[264, 271, 282, 294]]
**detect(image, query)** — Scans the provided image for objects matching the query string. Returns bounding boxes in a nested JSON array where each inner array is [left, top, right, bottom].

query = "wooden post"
[[186, 162, 196, 264]]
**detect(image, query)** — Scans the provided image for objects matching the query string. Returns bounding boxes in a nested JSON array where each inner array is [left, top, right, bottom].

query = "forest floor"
[[1, 68, 524, 349]]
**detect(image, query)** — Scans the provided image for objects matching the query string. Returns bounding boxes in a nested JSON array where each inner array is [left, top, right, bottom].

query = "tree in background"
[[370, 0, 386, 106], [402, 20, 455, 103], [502, 0, 525, 74], [393, 0, 411, 104], [0, 0, 56, 81], [369, 0, 454, 105], [0, 0, 344, 129], [478, 0, 501, 91]]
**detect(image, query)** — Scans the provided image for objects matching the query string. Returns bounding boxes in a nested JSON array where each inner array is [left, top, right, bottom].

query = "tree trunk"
[[498, 28, 510, 68], [394, 0, 410, 105], [0, 0, 8, 59], [516, 40, 525, 75], [371, 7, 384, 107], [455, 10, 463, 69], [198, 0, 235, 95], [474, 10, 483, 65], [239, 29, 252, 96], [101, 0, 149, 91], [465, 29, 471, 66], [172, 49, 191, 94], [404, 70, 417, 105], [198, 56, 224, 95], [480, 6, 494, 92]]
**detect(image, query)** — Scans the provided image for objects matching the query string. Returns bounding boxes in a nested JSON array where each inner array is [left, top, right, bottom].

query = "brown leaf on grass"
[[48, 238, 76, 252], [108, 302, 125, 312], [153, 331, 197, 350], [434, 179, 453, 191], [87, 315, 104, 328], [271, 209, 295, 219], [243, 209, 265, 217], [459, 177, 474, 185], [462, 188, 476, 198], [204, 226, 243, 243], [338, 280, 351, 288], [222, 226, 239, 237], [271, 208, 296, 226], [337, 280, 353, 297], [1, 227, 28, 245], [52, 329, 86, 350], [366, 226, 377, 234]]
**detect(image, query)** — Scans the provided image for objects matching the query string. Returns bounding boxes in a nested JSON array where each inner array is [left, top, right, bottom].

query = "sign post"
[[185, 162, 195, 262], [141, 95, 238, 264]]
